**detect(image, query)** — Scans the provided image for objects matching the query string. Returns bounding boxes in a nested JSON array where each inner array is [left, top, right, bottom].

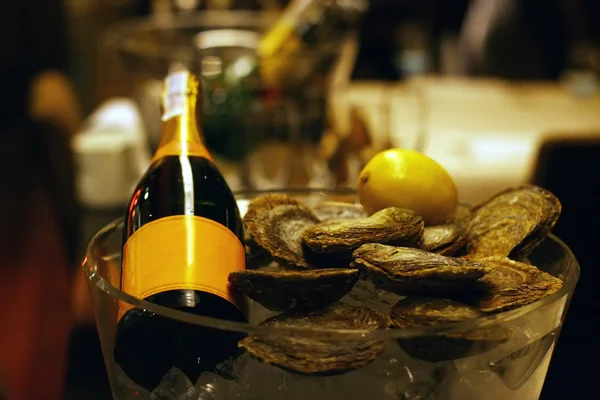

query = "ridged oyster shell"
[[239, 303, 388, 375], [465, 185, 561, 260], [302, 207, 424, 255], [229, 268, 359, 312]]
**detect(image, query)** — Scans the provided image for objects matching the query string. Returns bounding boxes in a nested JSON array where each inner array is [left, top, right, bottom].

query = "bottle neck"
[[152, 91, 213, 163], [258, 0, 314, 57]]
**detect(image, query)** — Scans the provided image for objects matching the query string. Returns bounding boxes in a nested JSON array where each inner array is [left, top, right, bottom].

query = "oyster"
[[302, 207, 424, 255], [239, 302, 388, 375], [244, 229, 272, 269], [420, 222, 466, 256], [466, 185, 561, 259], [311, 201, 368, 221], [243, 194, 320, 269], [463, 256, 563, 313], [228, 268, 359, 312], [352, 244, 489, 297], [389, 297, 511, 362]]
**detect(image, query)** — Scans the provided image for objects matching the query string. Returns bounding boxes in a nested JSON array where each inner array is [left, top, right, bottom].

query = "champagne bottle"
[[258, 0, 368, 88], [114, 66, 248, 391]]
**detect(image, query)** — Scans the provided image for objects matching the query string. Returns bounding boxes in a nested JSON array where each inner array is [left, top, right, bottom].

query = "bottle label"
[[118, 215, 246, 321]]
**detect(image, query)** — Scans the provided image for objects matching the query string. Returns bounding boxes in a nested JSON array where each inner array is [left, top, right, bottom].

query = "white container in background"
[[73, 98, 152, 209]]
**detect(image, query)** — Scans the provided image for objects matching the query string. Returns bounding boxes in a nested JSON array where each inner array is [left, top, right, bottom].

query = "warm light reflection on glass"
[[128, 188, 142, 216], [180, 154, 195, 268]]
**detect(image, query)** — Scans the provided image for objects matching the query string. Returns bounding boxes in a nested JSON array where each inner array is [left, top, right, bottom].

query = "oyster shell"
[[352, 244, 489, 297], [302, 207, 424, 255], [243, 194, 321, 269], [388, 297, 511, 362], [420, 222, 466, 256], [228, 268, 359, 312], [466, 185, 561, 259], [239, 302, 388, 375], [311, 202, 368, 222], [244, 229, 272, 269], [463, 256, 564, 313]]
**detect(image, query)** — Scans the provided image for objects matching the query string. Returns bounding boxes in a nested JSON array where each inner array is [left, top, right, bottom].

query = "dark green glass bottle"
[[114, 67, 248, 391]]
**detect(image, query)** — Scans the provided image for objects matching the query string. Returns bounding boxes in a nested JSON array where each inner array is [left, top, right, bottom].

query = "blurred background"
[[1, 0, 599, 398]]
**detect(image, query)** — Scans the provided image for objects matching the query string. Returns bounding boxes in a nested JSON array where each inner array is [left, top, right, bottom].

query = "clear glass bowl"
[[104, 10, 364, 190], [83, 189, 579, 400]]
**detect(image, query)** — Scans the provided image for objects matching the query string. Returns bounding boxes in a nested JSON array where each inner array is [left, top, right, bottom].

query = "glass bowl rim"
[[103, 10, 350, 64], [84, 188, 580, 340]]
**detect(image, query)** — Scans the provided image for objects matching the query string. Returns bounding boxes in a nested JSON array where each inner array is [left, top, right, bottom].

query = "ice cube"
[[232, 354, 394, 400], [363, 342, 418, 379], [490, 335, 556, 391], [343, 278, 405, 314], [377, 289, 404, 306], [325, 351, 439, 400], [324, 341, 442, 400], [441, 370, 509, 400], [214, 354, 248, 380], [195, 372, 235, 400], [454, 319, 535, 374], [320, 367, 391, 400], [439, 361, 551, 400], [247, 299, 279, 324], [230, 357, 291, 400], [441, 336, 556, 400], [229, 342, 455, 400], [508, 341, 555, 400], [151, 367, 198, 400], [346, 278, 378, 303], [276, 374, 329, 400], [275, 366, 395, 400], [398, 381, 435, 400]]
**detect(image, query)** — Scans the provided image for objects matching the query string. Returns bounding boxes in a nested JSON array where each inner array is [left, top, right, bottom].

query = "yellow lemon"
[[357, 148, 458, 225]]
